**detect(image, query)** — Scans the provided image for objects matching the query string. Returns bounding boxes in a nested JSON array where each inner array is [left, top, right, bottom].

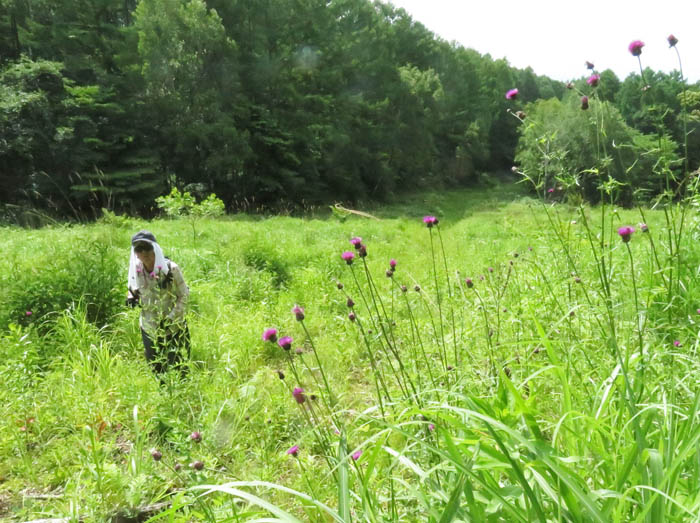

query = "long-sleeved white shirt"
[[132, 261, 189, 336]]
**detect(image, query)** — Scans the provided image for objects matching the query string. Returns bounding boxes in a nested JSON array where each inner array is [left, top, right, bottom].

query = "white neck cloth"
[[127, 240, 169, 294]]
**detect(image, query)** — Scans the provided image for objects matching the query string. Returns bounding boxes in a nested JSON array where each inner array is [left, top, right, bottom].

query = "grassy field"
[[2, 184, 700, 521]]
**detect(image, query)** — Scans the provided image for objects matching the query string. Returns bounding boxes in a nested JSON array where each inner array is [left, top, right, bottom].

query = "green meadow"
[[2, 185, 700, 521]]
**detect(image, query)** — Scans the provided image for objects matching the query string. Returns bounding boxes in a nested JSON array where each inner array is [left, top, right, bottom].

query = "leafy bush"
[[515, 96, 681, 205], [0, 241, 123, 331]]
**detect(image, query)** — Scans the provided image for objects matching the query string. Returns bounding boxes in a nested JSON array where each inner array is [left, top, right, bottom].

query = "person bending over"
[[126, 230, 190, 375]]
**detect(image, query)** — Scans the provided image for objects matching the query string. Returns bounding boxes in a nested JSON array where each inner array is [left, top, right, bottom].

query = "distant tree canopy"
[[0, 0, 696, 217]]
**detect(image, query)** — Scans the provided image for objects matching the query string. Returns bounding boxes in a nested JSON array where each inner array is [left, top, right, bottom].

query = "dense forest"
[[1, 0, 698, 218]]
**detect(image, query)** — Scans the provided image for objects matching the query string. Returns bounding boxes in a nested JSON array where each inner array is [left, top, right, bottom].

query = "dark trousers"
[[141, 323, 191, 375]]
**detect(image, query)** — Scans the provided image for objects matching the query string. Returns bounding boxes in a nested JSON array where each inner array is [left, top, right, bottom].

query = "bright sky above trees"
[[381, 0, 699, 82]]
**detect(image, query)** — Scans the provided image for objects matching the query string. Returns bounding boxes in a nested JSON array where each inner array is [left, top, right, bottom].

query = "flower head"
[[262, 328, 278, 343], [386, 269, 394, 278], [668, 34, 678, 47], [617, 226, 635, 242], [547, 187, 555, 194], [423, 216, 438, 228], [346, 298, 355, 308], [350, 237, 363, 249], [674, 340, 682, 347], [292, 304, 305, 321], [341, 251, 355, 265], [336, 281, 344, 290], [351, 450, 362, 461], [348, 311, 356, 322], [566, 82, 574, 89], [25, 310, 32, 317], [505, 88, 518, 100], [276, 369, 285, 380], [586, 74, 600, 87], [292, 387, 306, 404], [287, 445, 299, 457], [151, 449, 162, 461], [581, 95, 589, 110], [278, 336, 293, 351], [190, 431, 202, 443], [585, 60, 595, 70], [629, 40, 644, 56], [389, 258, 397, 270], [516, 110, 527, 120], [358, 244, 367, 258], [465, 278, 474, 288], [401, 285, 407, 293], [639, 223, 649, 233], [190, 460, 204, 470]]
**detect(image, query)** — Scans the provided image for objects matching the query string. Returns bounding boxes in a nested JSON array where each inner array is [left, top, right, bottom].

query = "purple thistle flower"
[[488, 267, 493, 273], [151, 449, 162, 461], [350, 237, 363, 249], [668, 34, 678, 47], [674, 340, 682, 347], [423, 216, 439, 228], [190, 460, 204, 470], [336, 281, 344, 289], [586, 74, 600, 87], [351, 450, 362, 461], [278, 336, 293, 351], [414, 284, 421, 292], [276, 369, 285, 380], [287, 445, 299, 457], [401, 285, 407, 293], [581, 95, 589, 110], [465, 278, 473, 288], [547, 188, 555, 194], [505, 88, 518, 100], [585, 60, 594, 70], [389, 258, 397, 269], [295, 347, 304, 355], [348, 311, 356, 322], [428, 423, 435, 431], [150, 271, 156, 278], [292, 387, 306, 404], [190, 431, 202, 443], [346, 298, 355, 308], [341, 251, 355, 265], [136, 268, 142, 273], [696, 309, 700, 315], [617, 226, 635, 243], [358, 244, 367, 258], [262, 328, 278, 342], [292, 304, 305, 321], [386, 269, 394, 278], [25, 310, 32, 317], [639, 223, 649, 233], [629, 40, 644, 56]]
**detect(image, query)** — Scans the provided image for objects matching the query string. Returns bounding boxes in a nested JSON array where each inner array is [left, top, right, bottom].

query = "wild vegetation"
[[2, 180, 700, 520]]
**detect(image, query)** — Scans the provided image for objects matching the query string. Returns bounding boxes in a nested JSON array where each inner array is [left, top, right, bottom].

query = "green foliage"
[[155, 188, 225, 219], [515, 96, 681, 204]]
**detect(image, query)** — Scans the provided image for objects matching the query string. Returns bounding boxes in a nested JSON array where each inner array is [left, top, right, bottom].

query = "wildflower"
[[287, 445, 299, 457], [341, 251, 355, 264], [276, 369, 285, 380], [668, 34, 678, 47], [351, 450, 362, 461], [151, 449, 162, 461], [389, 258, 397, 270], [347, 298, 355, 308], [348, 311, 356, 322], [428, 423, 435, 431], [575, 277, 582, 284], [586, 74, 600, 87], [581, 95, 589, 110], [674, 340, 681, 347], [336, 282, 344, 289], [350, 237, 362, 249], [295, 347, 304, 355], [358, 244, 367, 258], [386, 269, 394, 278], [488, 267, 494, 273], [292, 304, 305, 321], [696, 309, 700, 315], [401, 285, 407, 292], [414, 285, 421, 292], [585, 60, 594, 70], [136, 268, 142, 273], [516, 110, 526, 120], [548, 188, 555, 194], [639, 223, 649, 233], [505, 88, 518, 100], [566, 82, 574, 89], [190, 460, 204, 470], [617, 226, 635, 243], [423, 216, 438, 228], [150, 271, 156, 278], [292, 387, 306, 404], [25, 311, 32, 317], [278, 336, 293, 350], [628, 40, 644, 56], [190, 431, 202, 443], [262, 328, 278, 343], [174, 463, 182, 471], [465, 278, 473, 288], [310, 394, 317, 401]]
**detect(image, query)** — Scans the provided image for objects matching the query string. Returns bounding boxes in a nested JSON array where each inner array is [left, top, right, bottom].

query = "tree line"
[[0, 0, 696, 218]]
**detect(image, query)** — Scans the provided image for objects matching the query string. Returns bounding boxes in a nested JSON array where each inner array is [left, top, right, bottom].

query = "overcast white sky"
[[380, 0, 699, 83]]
